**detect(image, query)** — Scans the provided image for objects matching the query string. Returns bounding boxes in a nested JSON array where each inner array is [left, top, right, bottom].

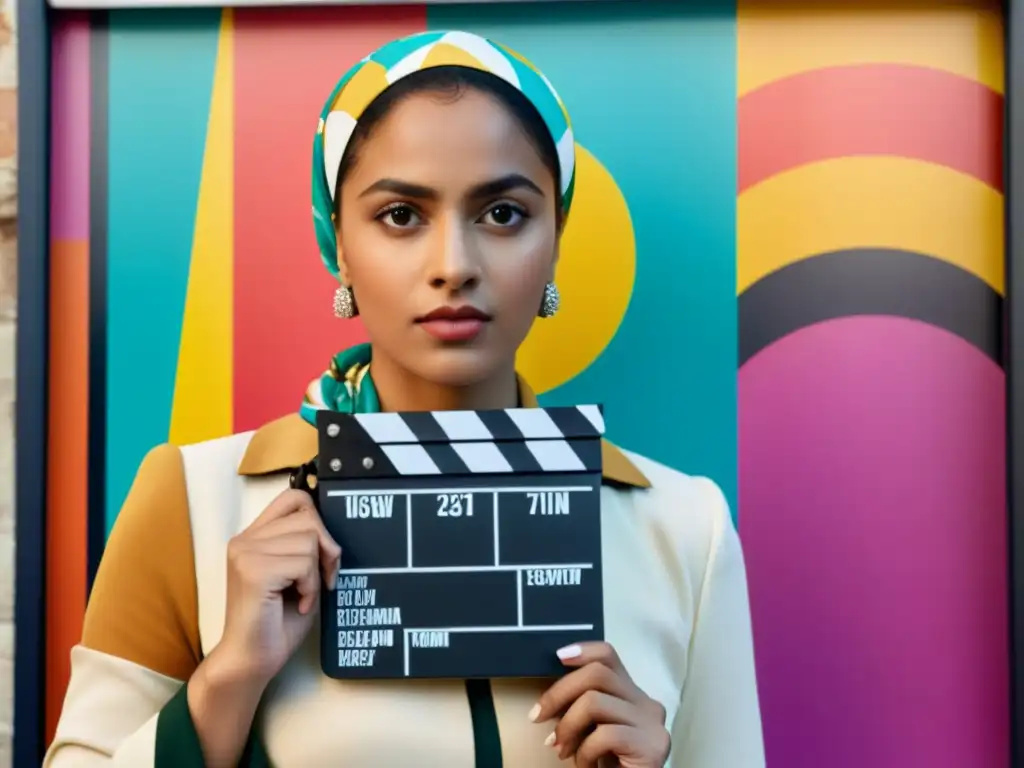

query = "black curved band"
[[738, 248, 1003, 367]]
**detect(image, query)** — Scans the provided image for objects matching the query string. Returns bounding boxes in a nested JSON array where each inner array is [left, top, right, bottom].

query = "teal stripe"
[[105, 9, 221, 532], [503, 54, 567, 138], [369, 30, 445, 69], [428, 1, 739, 513]]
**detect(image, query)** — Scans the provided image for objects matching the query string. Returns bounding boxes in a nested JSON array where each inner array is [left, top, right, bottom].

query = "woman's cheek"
[[497, 281, 544, 337]]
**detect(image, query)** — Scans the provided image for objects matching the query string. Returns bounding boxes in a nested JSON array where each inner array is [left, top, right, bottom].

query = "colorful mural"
[[45, 1, 1006, 765], [736, 2, 1006, 766]]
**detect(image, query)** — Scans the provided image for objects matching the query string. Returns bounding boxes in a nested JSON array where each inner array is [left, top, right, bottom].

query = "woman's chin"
[[407, 347, 506, 389]]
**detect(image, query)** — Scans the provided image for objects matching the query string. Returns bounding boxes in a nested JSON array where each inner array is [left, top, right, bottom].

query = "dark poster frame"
[[14, 0, 50, 765], [11, 0, 1024, 765], [1006, 1, 1024, 766]]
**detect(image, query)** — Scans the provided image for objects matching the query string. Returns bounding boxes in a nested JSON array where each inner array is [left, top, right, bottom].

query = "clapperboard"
[[314, 405, 606, 680]]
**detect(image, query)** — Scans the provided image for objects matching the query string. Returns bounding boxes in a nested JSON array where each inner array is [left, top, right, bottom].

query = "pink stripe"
[[50, 14, 91, 241], [739, 317, 1008, 768]]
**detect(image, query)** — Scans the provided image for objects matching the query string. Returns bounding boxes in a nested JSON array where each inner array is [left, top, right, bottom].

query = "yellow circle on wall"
[[516, 144, 637, 394]]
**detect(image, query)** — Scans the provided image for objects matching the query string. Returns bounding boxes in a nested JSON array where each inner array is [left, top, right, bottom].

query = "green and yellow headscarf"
[[311, 30, 577, 279]]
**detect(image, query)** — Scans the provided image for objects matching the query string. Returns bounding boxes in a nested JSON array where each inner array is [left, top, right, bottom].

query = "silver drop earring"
[[333, 284, 357, 319], [538, 281, 560, 318]]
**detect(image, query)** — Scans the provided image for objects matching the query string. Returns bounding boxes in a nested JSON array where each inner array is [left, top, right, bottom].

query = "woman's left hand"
[[530, 641, 671, 767]]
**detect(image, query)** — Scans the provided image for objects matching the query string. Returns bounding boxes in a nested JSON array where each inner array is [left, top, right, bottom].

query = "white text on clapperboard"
[[335, 574, 399, 668], [335, 489, 585, 670], [342, 491, 572, 520]]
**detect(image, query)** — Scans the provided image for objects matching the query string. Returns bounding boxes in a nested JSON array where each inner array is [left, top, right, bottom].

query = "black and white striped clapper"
[[316, 405, 606, 681]]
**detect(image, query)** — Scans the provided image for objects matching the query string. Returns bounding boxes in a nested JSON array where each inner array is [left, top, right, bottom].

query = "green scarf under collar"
[[300, 343, 379, 423]]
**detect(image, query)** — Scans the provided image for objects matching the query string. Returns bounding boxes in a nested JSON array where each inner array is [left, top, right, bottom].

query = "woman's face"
[[336, 88, 559, 389]]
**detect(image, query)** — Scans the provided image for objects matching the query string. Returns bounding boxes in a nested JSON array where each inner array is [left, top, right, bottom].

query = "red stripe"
[[738, 64, 1003, 194], [46, 240, 89, 743], [233, 6, 426, 431]]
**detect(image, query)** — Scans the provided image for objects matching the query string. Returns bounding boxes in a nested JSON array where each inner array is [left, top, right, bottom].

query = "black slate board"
[[314, 406, 606, 680]]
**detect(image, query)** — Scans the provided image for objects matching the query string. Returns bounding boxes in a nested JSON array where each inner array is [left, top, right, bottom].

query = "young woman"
[[45, 31, 764, 768]]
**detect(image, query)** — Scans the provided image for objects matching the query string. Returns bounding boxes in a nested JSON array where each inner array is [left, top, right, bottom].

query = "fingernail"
[[527, 703, 541, 722], [556, 644, 582, 660], [543, 732, 557, 748]]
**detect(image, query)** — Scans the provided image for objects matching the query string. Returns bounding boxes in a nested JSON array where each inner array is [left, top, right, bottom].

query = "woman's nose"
[[428, 216, 481, 290]]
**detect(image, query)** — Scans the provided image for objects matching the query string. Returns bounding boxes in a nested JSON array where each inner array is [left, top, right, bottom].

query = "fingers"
[[248, 532, 323, 612], [556, 642, 627, 676], [573, 724, 666, 768], [530, 641, 672, 767], [251, 531, 318, 558], [249, 488, 317, 528], [532, 654, 641, 724], [548, 691, 639, 760], [274, 554, 321, 615], [249, 513, 333, 560], [247, 489, 342, 586], [227, 546, 321, 615]]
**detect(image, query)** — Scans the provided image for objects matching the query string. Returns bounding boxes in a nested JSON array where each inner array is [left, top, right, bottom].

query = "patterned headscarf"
[[311, 30, 576, 279]]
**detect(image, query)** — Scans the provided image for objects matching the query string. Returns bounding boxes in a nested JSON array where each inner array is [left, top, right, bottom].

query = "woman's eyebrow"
[[467, 173, 544, 199], [359, 179, 437, 200], [358, 173, 544, 201]]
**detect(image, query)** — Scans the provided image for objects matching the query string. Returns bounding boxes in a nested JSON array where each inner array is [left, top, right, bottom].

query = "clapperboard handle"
[[289, 458, 321, 510], [315, 405, 607, 681]]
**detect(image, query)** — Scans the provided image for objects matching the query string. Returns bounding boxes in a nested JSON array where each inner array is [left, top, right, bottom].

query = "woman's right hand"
[[187, 489, 341, 767], [218, 488, 342, 685]]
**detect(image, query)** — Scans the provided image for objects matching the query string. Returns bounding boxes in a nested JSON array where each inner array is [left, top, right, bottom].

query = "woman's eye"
[[481, 204, 525, 228], [379, 205, 421, 229]]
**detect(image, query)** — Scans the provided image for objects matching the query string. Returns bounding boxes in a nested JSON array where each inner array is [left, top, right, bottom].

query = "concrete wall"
[[1, 0, 18, 764]]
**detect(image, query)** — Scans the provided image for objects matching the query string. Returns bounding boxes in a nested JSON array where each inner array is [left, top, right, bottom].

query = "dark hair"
[[333, 66, 562, 220]]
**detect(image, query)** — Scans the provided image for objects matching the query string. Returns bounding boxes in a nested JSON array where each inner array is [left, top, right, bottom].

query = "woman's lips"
[[415, 305, 491, 342], [417, 318, 486, 342]]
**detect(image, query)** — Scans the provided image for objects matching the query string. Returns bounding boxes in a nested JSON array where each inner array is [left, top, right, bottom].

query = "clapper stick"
[[310, 405, 607, 680]]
